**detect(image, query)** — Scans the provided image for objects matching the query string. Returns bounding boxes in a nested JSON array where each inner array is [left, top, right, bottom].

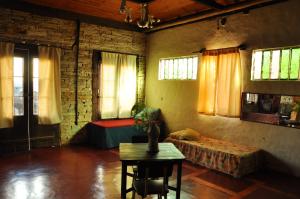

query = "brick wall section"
[[0, 8, 146, 144]]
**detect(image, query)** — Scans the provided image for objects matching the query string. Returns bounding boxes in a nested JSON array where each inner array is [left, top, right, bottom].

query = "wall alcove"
[[241, 92, 300, 129]]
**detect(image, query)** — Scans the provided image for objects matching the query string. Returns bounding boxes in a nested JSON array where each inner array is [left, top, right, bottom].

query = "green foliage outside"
[[262, 51, 270, 79], [280, 49, 290, 79], [290, 48, 300, 79]]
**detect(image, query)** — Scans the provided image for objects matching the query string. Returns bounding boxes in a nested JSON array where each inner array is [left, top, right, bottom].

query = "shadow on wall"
[[159, 113, 168, 139], [69, 124, 89, 145], [263, 151, 294, 175]]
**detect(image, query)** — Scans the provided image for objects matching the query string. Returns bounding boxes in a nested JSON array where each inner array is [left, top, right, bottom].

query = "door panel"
[[0, 45, 60, 154]]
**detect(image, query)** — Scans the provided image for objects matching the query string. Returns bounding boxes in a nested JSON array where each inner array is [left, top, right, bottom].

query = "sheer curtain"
[[100, 52, 119, 118], [38, 46, 62, 124], [0, 42, 14, 128], [198, 48, 241, 117], [99, 52, 137, 119]]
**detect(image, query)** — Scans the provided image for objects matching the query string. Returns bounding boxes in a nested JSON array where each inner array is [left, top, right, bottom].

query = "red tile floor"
[[0, 146, 299, 199]]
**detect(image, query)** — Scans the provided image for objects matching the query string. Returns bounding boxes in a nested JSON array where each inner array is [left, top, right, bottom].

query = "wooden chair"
[[132, 161, 173, 199]]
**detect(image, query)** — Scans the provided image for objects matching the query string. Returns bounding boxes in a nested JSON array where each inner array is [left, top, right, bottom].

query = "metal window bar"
[[278, 50, 282, 80], [288, 48, 292, 80], [269, 50, 273, 80], [191, 57, 194, 80], [261, 51, 264, 80], [251, 53, 254, 80], [298, 51, 300, 80]]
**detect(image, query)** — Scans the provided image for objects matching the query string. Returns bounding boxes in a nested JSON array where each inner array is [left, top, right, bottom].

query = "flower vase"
[[147, 123, 160, 153]]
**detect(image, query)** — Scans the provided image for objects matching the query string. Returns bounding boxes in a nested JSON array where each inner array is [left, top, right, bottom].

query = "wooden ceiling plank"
[[193, 0, 225, 9], [0, 1, 141, 32], [148, 0, 287, 32]]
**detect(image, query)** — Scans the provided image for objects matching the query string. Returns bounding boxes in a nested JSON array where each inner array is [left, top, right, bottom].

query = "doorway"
[[0, 45, 60, 154]]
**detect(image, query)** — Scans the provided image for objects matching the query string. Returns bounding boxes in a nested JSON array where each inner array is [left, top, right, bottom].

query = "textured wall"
[[0, 8, 146, 144], [145, 0, 300, 176]]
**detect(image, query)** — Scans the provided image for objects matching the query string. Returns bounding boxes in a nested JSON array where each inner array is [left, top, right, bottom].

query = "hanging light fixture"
[[119, 0, 160, 29], [119, 0, 133, 23]]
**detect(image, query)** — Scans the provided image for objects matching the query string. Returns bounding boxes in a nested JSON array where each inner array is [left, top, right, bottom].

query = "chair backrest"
[[136, 161, 173, 179]]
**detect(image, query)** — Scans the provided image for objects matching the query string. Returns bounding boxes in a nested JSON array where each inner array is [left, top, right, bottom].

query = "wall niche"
[[241, 92, 300, 129]]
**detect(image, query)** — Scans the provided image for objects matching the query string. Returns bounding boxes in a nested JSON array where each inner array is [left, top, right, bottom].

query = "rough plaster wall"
[[145, 0, 300, 176], [0, 8, 146, 144]]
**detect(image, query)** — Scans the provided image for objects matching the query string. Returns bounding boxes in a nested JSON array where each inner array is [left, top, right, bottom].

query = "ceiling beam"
[[147, 0, 287, 33], [193, 0, 225, 10], [129, 0, 155, 3]]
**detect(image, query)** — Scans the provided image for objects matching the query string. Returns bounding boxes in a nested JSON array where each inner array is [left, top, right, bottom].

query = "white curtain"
[[0, 42, 14, 128], [99, 52, 137, 119], [38, 46, 62, 124]]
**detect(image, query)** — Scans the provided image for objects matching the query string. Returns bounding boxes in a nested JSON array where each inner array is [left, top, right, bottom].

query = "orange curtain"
[[198, 53, 218, 115], [198, 48, 241, 117], [0, 42, 14, 128]]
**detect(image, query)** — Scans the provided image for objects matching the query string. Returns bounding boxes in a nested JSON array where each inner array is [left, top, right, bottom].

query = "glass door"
[[0, 45, 59, 154], [11, 49, 30, 151]]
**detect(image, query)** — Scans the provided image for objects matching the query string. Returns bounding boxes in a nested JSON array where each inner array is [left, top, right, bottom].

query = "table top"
[[119, 143, 185, 161]]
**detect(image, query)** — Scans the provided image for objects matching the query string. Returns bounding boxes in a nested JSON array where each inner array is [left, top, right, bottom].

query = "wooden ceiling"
[[23, 0, 250, 23], [2, 0, 286, 31]]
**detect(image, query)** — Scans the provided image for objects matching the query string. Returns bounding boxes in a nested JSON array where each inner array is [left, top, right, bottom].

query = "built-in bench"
[[165, 136, 261, 178], [87, 119, 144, 149]]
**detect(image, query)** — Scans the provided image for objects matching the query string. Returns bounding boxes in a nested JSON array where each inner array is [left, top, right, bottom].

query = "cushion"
[[169, 128, 200, 141], [135, 107, 161, 121]]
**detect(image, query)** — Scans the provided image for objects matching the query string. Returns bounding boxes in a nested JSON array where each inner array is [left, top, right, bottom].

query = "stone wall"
[[0, 8, 146, 144]]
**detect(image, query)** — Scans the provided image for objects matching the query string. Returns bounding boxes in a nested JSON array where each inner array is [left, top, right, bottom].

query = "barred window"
[[158, 56, 198, 80], [251, 47, 300, 80]]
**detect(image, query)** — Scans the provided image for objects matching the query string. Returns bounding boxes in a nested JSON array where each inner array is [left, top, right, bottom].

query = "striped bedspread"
[[165, 136, 261, 177]]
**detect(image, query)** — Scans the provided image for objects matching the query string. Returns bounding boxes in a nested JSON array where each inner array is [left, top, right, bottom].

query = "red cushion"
[[91, 119, 135, 128]]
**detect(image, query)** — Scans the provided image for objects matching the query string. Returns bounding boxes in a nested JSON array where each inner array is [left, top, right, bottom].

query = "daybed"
[[87, 107, 163, 149], [87, 119, 143, 149], [165, 133, 261, 178]]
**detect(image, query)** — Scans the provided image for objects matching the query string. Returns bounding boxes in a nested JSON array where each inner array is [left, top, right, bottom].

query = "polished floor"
[[0, 146, 300, 199]]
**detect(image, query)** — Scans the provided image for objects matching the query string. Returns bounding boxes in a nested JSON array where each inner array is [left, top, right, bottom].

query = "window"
[[13, 57, 24, 116], [99, 52, 137, 119], [158, 56, 198, 80], [251, 47, 300, 80], [33, 58, 39, 115], [13, 57, 39, 116]]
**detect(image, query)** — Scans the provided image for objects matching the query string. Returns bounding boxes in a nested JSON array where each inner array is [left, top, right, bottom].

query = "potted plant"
[[290, 101, 300, 121], [132, 104, 161, 153]]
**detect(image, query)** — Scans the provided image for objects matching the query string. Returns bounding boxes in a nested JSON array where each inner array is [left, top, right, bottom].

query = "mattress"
[[165, 137, 261, 177], [91, 119, 135, 128]]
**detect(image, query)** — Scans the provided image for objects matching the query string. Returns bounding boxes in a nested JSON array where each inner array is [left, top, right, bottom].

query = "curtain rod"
[[98, 50, 143, 57], [192, 44, 247, 53], [0, 37, 72, 50]]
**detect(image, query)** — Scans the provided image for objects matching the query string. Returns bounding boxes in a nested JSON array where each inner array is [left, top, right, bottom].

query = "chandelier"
[[119, 0, 160, 29]]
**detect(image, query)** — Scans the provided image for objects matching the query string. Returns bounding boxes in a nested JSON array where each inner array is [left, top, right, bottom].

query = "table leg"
[[121, 161, 127, 199], [176, 161, 182, 199]]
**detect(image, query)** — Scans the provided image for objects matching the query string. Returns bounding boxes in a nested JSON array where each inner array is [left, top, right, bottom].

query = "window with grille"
[[158, 56, 198, 80], [251, 47, 300, 80]]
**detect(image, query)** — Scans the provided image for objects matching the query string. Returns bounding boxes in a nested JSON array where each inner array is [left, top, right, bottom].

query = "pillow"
[[135, 107, 161, 121], [169, 130, 185, 139], [169, 128, 201, 141]]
